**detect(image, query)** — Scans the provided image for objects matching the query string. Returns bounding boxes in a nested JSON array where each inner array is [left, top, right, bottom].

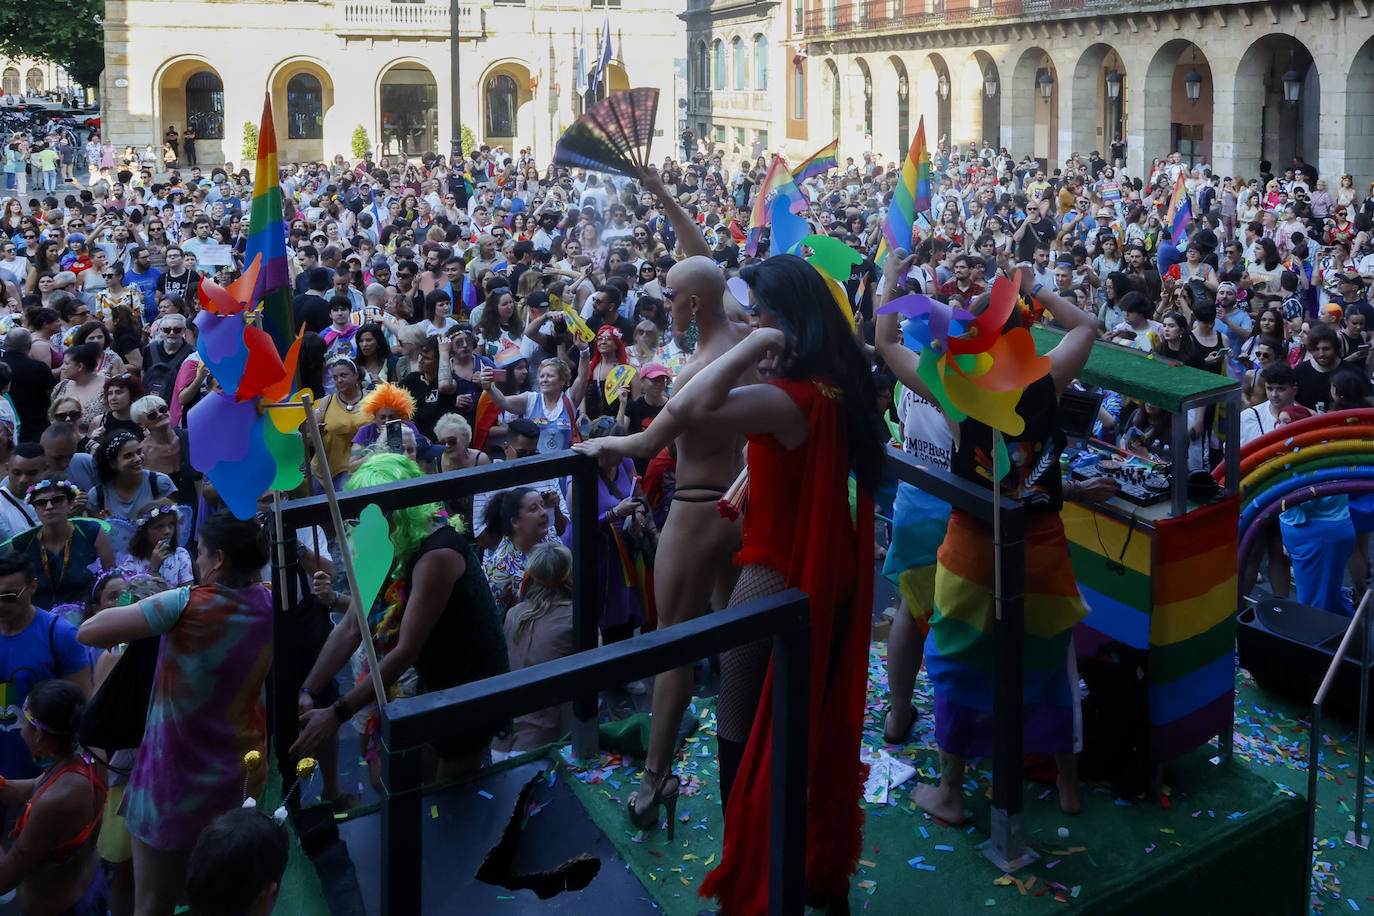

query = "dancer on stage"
[[878, 256, 1097, 822], [575, 167, 752, 834], [663, 254, 884, 914]]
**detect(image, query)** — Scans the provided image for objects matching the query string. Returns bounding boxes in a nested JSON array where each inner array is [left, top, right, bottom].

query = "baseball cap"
[[526, 290, 551, 311], [1339, 270, 1364, 286], [640, 362, 671, 380]]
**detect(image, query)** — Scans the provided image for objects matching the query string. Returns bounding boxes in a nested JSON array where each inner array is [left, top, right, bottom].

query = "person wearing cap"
[[622, 363, 671, 474], [1332, 270, 1374, 327], [58, 234, 91, 276]]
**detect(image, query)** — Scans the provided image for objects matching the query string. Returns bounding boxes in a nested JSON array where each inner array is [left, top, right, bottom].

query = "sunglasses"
[[0, 583, 31, 604], [31, 495, 69, 508], [102, 272, 117, 279], [55, 410, 80, 422], [163, 325, 185, 333]]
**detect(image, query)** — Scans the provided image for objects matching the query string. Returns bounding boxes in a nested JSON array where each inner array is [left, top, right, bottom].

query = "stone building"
[[99, 0, 686, 167], [0, 58, 76, 98], [687, 0, 1374, 186]]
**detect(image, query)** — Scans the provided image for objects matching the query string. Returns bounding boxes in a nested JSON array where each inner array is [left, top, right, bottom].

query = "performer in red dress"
[[664, 254, 886, 914]]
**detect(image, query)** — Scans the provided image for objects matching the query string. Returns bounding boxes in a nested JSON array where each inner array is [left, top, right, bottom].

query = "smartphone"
[[386, 419, 403, 452], [1116, 329, 1138, 341], [490, 368, 507, 383]]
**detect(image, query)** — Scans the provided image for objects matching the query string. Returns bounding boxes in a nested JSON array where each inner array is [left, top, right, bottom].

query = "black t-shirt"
[[953, 374, 1064, 512], [625, 396, 664, 435], [712, 243, 740, 269], [589, 312, 635, 339], [847, 257, 878, 322], [401, 371, 459, 440], [1295, 360, 1335, 411], [156, 269, 200, 305], [1015, 217, 1057, 261]]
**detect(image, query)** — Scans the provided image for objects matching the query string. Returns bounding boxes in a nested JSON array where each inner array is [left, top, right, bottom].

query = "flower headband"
[[137, 504, 180, 526], [26, 479, 79, 502], [23, 699, 68, 736], [597, 326, 623, 341]]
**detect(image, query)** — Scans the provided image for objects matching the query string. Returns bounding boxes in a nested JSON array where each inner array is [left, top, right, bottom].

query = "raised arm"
[[637, 167, 710, 259]]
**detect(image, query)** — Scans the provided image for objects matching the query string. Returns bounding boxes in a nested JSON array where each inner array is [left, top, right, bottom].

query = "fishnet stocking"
[[715, 565, 788, 744]]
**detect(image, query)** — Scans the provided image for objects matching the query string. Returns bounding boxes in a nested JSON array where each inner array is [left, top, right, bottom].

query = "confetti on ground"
[[476, 790, 493, 800]]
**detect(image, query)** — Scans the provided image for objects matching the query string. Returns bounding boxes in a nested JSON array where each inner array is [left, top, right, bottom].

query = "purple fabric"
[[595, 456, 643, 632]]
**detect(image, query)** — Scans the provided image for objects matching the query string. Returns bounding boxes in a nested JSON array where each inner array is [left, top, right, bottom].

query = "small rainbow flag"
[[878, 116, 932, 263], [1164, 171, 1191, 242], [749, 154, 808, 229], [792, 139, 839, 183], [471, 391, 499, 451], [245, 93, 293, 357]]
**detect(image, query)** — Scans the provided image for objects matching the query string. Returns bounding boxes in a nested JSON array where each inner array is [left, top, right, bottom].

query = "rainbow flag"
[[749, 154, 808, 228], [791, 139, 839, 183], [878, 116, 932, 262], [1164, 171, 1191, 242], [245, 93, 293, 357]]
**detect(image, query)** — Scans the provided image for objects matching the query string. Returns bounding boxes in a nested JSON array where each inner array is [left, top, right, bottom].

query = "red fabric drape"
[[699, 378, 875, 911]]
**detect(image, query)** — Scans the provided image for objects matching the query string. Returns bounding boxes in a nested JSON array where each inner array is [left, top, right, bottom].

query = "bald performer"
[[577, 166, 752, 828]]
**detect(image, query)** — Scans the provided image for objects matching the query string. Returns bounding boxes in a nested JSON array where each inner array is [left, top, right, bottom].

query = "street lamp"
[[1105, 67, 1122, 100], [898, 74, 908, 99], [937, 72, 949, 100], [1037, 67, 1054, 103], [1184, 68, 1201, 104], [450, 0, 463, 164], [983, 64, 998, 99], [1282, 51, 1302, 103]]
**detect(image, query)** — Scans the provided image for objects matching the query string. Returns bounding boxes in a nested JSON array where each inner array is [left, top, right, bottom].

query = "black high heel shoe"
[[626, 767, 681, 839]]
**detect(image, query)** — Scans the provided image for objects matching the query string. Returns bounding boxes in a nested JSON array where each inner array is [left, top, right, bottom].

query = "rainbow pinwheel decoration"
[[875, 271, 1050, 435], [188, 272, 307, 520]]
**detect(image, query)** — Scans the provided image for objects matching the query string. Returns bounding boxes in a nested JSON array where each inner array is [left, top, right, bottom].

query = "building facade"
[[100, 0, 685, 167], [686, 0, 1374, 187], [1, 57, 76, 98]]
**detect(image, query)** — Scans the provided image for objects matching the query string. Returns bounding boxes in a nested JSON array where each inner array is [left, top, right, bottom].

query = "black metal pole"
[[570, 457, 601, 758], [380, 742, 424, 916], [990, 497, 1026, 864], [770, 617, 810, 915], [449, 0, 462, 164]]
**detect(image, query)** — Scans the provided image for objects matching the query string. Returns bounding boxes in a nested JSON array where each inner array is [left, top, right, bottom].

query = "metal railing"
[[1307, 588, 1372, 894], [274, 445, 1033, 901], [337, 0, 482, 35]]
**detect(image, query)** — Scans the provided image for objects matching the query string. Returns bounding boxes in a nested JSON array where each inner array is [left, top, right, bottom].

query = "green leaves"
[[0, 0, 104, 89]]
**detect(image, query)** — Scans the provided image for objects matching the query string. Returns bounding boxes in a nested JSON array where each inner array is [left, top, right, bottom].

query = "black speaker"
[[1237, 595, 1374, 725]]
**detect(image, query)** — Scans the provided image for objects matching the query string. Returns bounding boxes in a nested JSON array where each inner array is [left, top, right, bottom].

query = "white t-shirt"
[[896, 385, 953, 471]]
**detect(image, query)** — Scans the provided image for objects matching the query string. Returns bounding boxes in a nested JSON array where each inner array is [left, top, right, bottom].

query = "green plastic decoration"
[[801, 234, 863, 285], [263, 420, 305, 492], [350, 503, 394, 616]]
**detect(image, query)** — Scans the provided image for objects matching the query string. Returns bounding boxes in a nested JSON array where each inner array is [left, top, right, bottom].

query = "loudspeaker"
[[1237, 594, 1374, 725]]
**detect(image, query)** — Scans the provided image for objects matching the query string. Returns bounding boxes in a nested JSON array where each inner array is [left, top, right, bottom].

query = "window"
[[185, 71, 225, 140], [286, 73, 323, 140], [734, 127, 746, 148], [755, 35, 768, 90], [733, 37, 747, 90], [1, 69, 17, 96], [697, 41, 709, 91], [713, 40, 725, 90], [486, 74, 518, 137], [792, 62, 805, 120], [756, 129, 769, 150], [713, 124, 726, 144], [25, 69, 42, 93], [589, 0, 621, 7]]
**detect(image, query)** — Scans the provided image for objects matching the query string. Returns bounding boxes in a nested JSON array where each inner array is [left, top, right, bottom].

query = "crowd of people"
[[0, 126, 1365, 914]]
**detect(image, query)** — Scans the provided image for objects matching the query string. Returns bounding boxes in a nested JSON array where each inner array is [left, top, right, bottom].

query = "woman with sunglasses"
[[0, 678, 109, 916], [51, 345, 107, 430], [49, 397, 85, 433], [133, 394, 198, 508], [5, 480, 115, 618]]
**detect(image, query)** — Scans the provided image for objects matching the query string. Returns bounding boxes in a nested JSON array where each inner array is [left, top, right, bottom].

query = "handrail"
[[1306, 587, 1372, 900], [378, 590, 812, 915]]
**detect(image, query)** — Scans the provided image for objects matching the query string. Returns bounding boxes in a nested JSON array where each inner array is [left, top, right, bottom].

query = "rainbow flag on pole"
[[245, 93, 293, 356], [1164, 171, 1192, 241], [791, 139, 839, 183], [877, 116, 932, 262], [750, 154, 808, 227]]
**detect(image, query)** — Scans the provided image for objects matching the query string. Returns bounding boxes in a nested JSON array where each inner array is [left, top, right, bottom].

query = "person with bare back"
[[574, 166, 752, 835]]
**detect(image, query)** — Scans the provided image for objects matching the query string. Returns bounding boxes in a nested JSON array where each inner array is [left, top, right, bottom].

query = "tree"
[[0, 0, 104, 89], [351, 125, 370, 160], [459, 123, 476, 160], [241, 122, 258, 163]]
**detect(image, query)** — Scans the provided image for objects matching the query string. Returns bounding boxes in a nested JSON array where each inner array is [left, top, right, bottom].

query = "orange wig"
[[361, 382, 417, 421]]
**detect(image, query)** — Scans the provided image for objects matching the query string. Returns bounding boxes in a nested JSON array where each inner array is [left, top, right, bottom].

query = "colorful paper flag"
[[245, 93, 293, 357], [791, 139, 839, 183], [750, 154, 808, 228], [877, 115, 932, 263]]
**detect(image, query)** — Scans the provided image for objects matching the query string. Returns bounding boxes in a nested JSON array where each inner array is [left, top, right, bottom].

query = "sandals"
[[882, 704, 919, 745], [626, 766, 681, 839]]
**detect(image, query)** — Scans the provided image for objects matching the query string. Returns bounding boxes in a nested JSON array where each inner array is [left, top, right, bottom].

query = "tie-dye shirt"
[[124, 582, 273, 851]]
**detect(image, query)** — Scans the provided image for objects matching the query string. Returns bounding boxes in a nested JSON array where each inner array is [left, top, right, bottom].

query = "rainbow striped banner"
[[791, 138, 838, 183], [878, 115, 932, 262], [245, 93, 293, 356], [749, 154, 807, 228]]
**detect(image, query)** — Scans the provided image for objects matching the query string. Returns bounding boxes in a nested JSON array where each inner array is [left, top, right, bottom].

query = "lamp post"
[[1184, 68, 1201, 105], [1037, 67, 1054, 103], [983, 64, 998, 99], [450, 0, 463, 165], [1282, 51, 1302, 103], [1105, 68, 1122, 100], [937, 72, 949, 101]]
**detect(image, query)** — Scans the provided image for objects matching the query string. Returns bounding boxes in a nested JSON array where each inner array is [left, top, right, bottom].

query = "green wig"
[[345, 453, 451, 566]]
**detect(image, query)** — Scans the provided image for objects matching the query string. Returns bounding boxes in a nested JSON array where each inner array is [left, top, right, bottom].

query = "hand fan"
[[553, 88, 660, 176]]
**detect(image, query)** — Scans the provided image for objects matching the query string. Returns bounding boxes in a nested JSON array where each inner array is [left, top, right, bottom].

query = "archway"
[[481, 61, 533, 150], [958, 51, 999, 152], [1140, 41, 1212, 171], [891, 57, 910, 157], [155, 58, 226, 159], [269, 59, 334, 163], [853, 58, 873, 150], [1009, 48, 1057, 167], [1071, 43, 1126, 163], [1346, 36, 1374, 188], [379, 62, 438, 159], [916, 53, 951, 148], [25, 68, 42, 94], [1234, 35, 1318, 181], [1, 69, 17, 96], [825, 60, 841, 143]]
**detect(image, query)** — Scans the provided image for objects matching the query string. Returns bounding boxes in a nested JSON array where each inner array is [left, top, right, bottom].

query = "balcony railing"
[[337, 0, 484, 36], [798, 0, 1123, 35]]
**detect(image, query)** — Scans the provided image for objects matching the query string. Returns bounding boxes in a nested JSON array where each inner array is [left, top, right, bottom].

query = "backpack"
[[142, 341, 191, 402]]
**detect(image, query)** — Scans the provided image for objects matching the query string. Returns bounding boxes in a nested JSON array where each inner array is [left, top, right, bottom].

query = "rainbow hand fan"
[[553, 88, 660, 177]]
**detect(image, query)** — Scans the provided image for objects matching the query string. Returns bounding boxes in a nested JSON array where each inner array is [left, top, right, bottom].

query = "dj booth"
[[1033, 329, 1244, 764]]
